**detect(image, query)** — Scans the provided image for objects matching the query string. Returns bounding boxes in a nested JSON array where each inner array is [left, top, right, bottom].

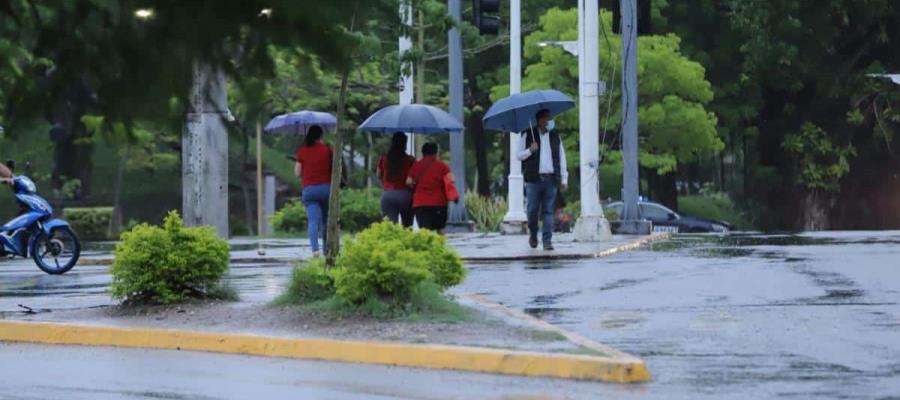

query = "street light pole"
[[617, 0, 650, 234], [573, 0, 612, 241], [447, 0, 470, 228], [500, 0, 528, 234]]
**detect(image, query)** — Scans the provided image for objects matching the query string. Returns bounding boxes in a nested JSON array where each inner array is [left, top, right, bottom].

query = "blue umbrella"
[[264, 110, 337, 135], [482, 89, 575, 133], [357, 104, 463, 135]]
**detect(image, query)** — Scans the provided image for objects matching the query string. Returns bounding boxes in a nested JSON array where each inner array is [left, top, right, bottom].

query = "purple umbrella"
[[264, 111, 337, 135]]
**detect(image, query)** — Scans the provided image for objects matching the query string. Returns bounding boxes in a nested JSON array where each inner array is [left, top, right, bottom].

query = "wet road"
[[0, 343, 603, 400], [1, 232, 899, 399], [456, 231, 900, 399]]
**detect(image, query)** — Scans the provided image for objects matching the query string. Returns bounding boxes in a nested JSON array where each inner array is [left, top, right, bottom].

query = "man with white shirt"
[[517, 109, 568, 250]]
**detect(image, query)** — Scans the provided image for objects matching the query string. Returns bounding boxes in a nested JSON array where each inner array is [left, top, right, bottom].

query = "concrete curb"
[[0, 320, 650, 383]]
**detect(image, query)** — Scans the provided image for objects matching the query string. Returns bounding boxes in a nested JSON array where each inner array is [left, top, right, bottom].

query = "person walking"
[[294, 125, 332, 257], [517, 109, 568, 250], [377, 132, 415, 227], [407, 142, 456, 233]]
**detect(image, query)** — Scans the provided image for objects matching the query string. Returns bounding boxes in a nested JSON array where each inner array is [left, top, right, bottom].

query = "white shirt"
[[516, 129, 568, 186]]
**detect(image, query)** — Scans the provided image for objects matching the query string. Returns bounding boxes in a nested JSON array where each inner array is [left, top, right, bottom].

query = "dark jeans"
[[302, 184, 330, 252], [381, 189, 413, 227], [414, 206, 448, 231], [525, 175, 558, 243]]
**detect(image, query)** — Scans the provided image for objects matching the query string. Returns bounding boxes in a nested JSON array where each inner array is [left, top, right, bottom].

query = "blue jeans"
[[526, 176, 558, 243], [302, 184, 330, 252]]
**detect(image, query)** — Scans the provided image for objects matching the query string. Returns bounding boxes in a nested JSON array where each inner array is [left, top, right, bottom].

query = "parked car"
[[605, 200, 731, 233]]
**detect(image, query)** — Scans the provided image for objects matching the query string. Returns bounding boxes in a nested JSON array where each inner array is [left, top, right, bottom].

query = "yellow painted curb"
[[0, 320, 649, 383]]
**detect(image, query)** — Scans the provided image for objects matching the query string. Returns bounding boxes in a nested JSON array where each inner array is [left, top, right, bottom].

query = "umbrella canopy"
[[358, 104, 463, 135], [264, 111, 337, 135], [482, 89, 575, 133]]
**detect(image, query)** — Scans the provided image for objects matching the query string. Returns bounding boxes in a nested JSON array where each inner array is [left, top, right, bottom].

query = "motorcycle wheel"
[[30, 227, 81, 275]]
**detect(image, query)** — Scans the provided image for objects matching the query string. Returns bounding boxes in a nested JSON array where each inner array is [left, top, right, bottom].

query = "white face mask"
[[546, 119, 556, 131]]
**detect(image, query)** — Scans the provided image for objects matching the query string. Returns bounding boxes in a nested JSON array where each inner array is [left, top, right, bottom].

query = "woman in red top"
[[377, 132, 416, 227], [294, 126, 332, 257], [406, 142, 456, 233]]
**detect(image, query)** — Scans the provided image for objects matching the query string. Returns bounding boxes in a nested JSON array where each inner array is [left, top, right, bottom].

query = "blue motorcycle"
[[1, 161, 81, 274]]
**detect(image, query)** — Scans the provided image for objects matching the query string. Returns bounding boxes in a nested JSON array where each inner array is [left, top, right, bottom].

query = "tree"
[[493, 7, 722, 208]]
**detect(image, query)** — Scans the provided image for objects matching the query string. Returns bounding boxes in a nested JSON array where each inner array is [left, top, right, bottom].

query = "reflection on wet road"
[[455, 231, 900, 399], [2, 231, 898, 399]]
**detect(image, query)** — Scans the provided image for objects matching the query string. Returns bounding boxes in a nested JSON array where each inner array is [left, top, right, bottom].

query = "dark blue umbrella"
[[357, 104, 463, 135], [482, 89, 575, 133], [264, 111, 337, 135]]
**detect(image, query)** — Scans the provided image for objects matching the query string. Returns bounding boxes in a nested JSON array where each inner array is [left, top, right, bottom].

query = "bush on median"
[[277, 221, 467, 318], [110, 210, 231, 305]]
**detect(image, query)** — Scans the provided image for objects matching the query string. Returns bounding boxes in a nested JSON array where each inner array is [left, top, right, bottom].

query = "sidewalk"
[[78, 233, 671, 266]]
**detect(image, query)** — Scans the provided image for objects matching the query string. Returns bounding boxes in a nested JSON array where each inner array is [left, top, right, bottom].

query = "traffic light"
[[472, 0, 500, 35], [611, 0, 652, 35]]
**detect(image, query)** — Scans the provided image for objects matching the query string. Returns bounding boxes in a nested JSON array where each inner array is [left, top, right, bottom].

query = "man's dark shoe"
[[543, 241, 554, 251], [529, 236, 538, 249]]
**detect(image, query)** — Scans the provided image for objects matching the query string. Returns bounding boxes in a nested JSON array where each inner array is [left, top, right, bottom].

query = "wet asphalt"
[[1, 231, 898, 399]]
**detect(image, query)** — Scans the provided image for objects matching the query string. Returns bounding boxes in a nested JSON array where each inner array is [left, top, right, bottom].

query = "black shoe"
[[543, 241, 554, 251], [529, 236, 538, 249]]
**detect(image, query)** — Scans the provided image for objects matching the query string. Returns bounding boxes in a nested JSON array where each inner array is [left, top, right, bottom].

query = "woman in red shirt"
[[294, 126, 332, 257], [406, 142, 456, 233], [377, 132, 415, 227]]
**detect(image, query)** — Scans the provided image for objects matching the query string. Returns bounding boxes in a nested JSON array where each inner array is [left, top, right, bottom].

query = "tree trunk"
[[365, 131, 373, 190], [109, 151, 128, 237], [800, 190, 829, 231], [241, 127, 255, 235], [468, 110, 490, 196], [325, 6, 358, 267]]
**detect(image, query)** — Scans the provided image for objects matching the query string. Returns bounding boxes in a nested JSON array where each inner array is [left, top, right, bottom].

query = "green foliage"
[[678, 188, 752, 230], [64, 207, 113, 241], [501, 7, 722, 175], [464, 191, 507, 232], [782, 123, 855, 192], [297, 281, 472, 321], [271, 189, 382, 234], [332, 221, 465, 306], [271, 201, 308, 234], [339, 189, 383, 232], [110, 211, 230, 305], [276, 259, 336, 305], [566, 201, 620, 223]]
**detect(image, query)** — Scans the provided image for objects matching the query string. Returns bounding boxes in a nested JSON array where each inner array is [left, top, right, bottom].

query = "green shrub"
[[333, 221, 465, 306], [464, 191, 507, 232], [678, 192, 751, 230], [64, 207, 114, 241], [272, 189, 383, 234], [271, 201, 308, 234], [276, 259, 336, 305], [110, 211, 230, 304], [339, 188, 383, 232], [565, 201, 620, 222]]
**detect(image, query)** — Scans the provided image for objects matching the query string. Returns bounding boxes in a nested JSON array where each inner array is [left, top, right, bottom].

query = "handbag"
[[443, 173, 460, 203]]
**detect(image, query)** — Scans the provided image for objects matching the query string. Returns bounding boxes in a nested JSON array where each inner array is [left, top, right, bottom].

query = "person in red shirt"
[[406, 142, 455, 233], [294, 126, 332, 257], [377, 132, 415, 227]]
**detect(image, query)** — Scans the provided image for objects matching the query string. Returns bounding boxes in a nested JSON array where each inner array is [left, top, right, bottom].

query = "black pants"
[[414, 206, 448, 231]]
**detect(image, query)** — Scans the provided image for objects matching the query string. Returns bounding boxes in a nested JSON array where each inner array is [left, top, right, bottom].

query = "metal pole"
[[618, 0, 648, 234], [573, 0, 612, 241], [399, 0, 415, 154], [447, 0, 468, 226], [256, 118, 264, 237], [500, 0, 527, 234]]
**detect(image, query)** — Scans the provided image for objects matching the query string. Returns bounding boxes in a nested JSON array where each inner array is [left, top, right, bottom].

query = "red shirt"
[[408, 156, 451, 207], [378, 154, 415, 190], [295, 143, 333, 186]]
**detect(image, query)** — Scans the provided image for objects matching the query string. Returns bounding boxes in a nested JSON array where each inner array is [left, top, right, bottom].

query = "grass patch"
[[529, 329, 568, 342], [678, 194, 753, 230], [287, 281, 474, 322], [206, 282, 240, 302]]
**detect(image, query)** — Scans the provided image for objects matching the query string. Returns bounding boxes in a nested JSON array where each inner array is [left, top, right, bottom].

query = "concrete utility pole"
[[183, 63, 229, 238], [617, 0, 650, 234], [399, 0, 415, 154], [500, 0, 528, 234], [574, 0, 612, 241], [447, 0, 469, 225]]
